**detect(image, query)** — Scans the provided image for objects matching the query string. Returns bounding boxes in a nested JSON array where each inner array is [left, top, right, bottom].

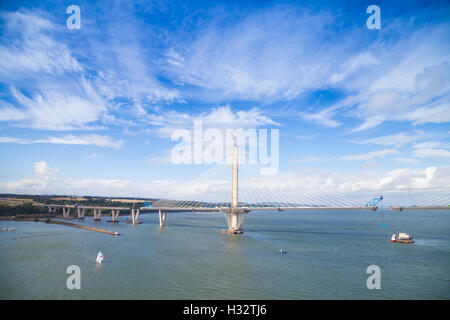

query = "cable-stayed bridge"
[[34, 139, 449, 233], [389, 188, 450, 211], [139, 138, 449, 233]]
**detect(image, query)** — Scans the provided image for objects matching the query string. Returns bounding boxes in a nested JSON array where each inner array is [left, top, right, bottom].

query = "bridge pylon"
[[221, 135, 249, 234]]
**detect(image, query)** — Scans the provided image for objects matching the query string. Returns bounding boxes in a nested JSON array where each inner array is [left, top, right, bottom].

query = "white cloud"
[[145, 104, 279, 138], [87, 153, 102, 159], [0, 134, 123, 149], [402, 104, 450, 125], [411, 141, 450, 158], [0, 10, 82, 77], [330, 51, 380, 84], [146, 155, 172, 165], [327, 26, 450, 131], [393, 158, 420, 165], [7, 80, 108, 130], [0, 103, 27, 121], [34, 161, 58, 176], [0, 136, 28, 143], [0, 10, 110, 131], [37, 135, 123, 149], [164, 7, 342, 102], [357, 132, 418, 147], [300, 107, 340, 128], [413, 148, 450, 158], [291, 156, 325, 163], [341, 149, 399, 161]]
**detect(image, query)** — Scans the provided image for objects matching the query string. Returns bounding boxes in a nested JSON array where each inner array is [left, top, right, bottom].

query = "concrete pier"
[[77, 207, 86, 219], [108, 209, 120, 222], [62, 207, 72, 218], [131, 209, 141, 224], [93, 209, 102, 221], [48, 206, 57, 213], [158, 209, 167, 228]]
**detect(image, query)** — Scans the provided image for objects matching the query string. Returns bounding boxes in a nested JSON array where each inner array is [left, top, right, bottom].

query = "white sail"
[[96, 251, 104, 263]]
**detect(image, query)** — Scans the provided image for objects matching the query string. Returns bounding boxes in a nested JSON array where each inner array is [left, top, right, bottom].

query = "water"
[[0, 210, 449, 299]]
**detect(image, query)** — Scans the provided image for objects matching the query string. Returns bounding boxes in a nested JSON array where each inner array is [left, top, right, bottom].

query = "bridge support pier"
[[93, 209, 102, 221], [131, 209, 140, 225], [48, 207, 57, 213], [222, 209, 248, 234], [159, 210, 166, 228], [77, 208, 86, 219], [108, 209, 120, 223], [62, 207, 71, 218]]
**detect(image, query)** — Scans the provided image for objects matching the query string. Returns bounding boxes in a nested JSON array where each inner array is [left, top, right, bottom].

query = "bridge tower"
[[221, 135, 248, 234]]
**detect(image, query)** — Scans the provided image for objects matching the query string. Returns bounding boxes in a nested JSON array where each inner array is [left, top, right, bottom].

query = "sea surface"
[[0, 209, 449, 299]]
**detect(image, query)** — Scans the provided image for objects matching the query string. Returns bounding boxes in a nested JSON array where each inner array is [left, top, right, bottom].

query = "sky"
[[0, 0, 449, 205]]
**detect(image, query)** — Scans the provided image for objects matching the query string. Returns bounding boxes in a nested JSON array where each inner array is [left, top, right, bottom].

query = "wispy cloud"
[[413, 148, 450, 158], [7, 81, 107, 130], [348, 28, 450, 131], [393, 158, 420, 165], [0, 10, 82, 77], [291, 156, 325, 163], [164, 7, 343, 102], [87, 153, 102, 159], [356, 132, 420, 147], [0, 10, 108, 131], [0, 134, 123, 149], [145, 104, 279, 138], [411, 140, 450, 158], [341, 149, 399, 161], [300, 107, 340, 128]]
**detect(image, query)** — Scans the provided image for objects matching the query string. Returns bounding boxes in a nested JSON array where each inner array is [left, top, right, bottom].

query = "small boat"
[[96, 251, 104, 263], [390, 232, 414, 244], [279, 249, 287, 254]]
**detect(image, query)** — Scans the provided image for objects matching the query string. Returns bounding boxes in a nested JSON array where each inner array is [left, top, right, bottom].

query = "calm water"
[[1, 209, 449, 299]]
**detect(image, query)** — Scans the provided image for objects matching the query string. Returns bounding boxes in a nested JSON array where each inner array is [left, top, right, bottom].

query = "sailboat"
[[96, 251, 104, 263]]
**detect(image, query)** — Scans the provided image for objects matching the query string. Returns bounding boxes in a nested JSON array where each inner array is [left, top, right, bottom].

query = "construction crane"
[[144, 201, 152, 208], [366, 195, 383, 211], [366, 195, 387, 228]]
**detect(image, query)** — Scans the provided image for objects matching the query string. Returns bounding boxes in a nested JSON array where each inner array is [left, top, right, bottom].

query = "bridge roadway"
[[30, 203, 450, 230], [390, 206, 449, 211], [33, 203, 133, 222], [33, 202, 376, 227], [139, 206, 375, 212], [33, 203, 130, 210]]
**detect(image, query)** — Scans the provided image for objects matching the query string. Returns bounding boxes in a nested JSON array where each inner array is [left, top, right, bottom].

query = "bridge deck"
[[139, 206, 375, 212], [34, 204, 131, 210], [390, 206, 449, 210]]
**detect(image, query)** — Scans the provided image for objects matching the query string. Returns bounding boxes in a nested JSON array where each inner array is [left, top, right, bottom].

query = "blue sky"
[[0, 0, 449, 204]]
